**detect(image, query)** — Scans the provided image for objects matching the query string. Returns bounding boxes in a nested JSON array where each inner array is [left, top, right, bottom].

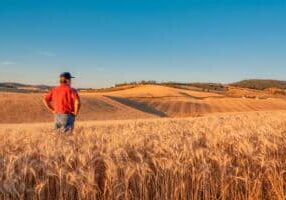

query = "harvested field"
[[0, 92, 156, 123], [1, 85, 286, 123], [131, 96, 286, 117]]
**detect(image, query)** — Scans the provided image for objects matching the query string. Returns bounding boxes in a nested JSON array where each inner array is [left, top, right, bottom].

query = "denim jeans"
[[54, 114, 75, 133]]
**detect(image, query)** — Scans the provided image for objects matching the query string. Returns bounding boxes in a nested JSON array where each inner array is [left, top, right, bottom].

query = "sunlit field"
[[0, 111, 286, 200]]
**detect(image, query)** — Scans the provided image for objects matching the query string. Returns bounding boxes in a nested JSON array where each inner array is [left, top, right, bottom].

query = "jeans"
[[54, 114, 75, 133]]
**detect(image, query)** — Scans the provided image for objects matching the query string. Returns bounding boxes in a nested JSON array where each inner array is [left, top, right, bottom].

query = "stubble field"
[[1, 111, 286, 200], [1, 84, 286, 123]]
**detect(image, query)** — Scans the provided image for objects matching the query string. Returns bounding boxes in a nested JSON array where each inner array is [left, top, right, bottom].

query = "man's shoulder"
[[51, 85, 62, 91], [71, 88, 79, 94], [50, 85, 69, 92], [52, 85, 78, 94]]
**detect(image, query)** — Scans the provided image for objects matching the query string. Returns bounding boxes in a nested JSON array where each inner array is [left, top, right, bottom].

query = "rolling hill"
[[230, 79, 286, 90], [1, 84, 286, 123], [0, 82, 52, 93]]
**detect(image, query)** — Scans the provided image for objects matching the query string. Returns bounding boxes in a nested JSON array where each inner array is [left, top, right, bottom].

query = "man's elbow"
[[43, 98, 51, 106]]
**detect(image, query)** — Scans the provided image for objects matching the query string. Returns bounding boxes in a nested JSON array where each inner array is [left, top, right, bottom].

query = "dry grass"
[[1, 111, 286, 200]]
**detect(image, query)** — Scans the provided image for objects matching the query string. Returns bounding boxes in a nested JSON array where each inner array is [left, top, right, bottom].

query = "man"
[[43, 72, 81, 134]]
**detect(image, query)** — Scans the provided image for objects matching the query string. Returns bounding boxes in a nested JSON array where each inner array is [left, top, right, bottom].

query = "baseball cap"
[[60, 72, 75, 79]]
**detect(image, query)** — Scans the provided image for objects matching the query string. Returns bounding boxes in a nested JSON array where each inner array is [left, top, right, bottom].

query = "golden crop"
[[0, 111, 286, 200]]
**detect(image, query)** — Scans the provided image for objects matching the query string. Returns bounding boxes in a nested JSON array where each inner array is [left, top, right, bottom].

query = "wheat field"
[[1, 111, 286, 200]]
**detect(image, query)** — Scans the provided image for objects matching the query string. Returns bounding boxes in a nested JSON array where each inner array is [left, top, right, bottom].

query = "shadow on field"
[[105, 96, 167, 117], [179, 91, 225, 99]]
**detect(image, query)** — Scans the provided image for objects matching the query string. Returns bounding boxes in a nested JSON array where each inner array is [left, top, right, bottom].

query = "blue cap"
[[60, 72, 75, 79]]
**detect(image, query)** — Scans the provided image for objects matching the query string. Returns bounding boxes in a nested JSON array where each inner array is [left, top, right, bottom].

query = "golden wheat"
[[0, 111, 286, 200]]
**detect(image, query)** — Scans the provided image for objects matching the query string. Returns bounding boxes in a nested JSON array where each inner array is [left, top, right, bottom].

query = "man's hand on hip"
[[71, 111, 78, 116]]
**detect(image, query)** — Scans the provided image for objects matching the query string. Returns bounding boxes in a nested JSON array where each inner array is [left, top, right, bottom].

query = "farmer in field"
[[43, 72, 81, 134]]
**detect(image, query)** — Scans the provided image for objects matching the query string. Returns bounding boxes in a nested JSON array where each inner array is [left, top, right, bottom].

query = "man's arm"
[[43, 99, 54, 113], [73, 99, 81, 116], [71, 89, 81, 116], [43, 90, 55, 114], [43, 99, 55, 113]]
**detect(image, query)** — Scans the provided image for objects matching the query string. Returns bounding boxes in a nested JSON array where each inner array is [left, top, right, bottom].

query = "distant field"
[[1, 84, 286, 123], [0, 111, 286, 199], [231, 79, 286, 90]]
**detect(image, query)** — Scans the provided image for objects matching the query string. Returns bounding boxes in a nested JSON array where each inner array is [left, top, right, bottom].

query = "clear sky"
[[0, 0, 285, 88]]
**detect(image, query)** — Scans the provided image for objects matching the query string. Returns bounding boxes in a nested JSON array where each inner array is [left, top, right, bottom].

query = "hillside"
[[231, 79, 286, 90], [0, 82, 51, 93], [2, 79, 286, 93], [91, 79, 286, 95], [1, 84, 286, 123], [114, 81, 226, 93], [0, 92, 156, 123]]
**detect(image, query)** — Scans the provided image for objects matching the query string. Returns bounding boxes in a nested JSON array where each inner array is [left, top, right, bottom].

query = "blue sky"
[[0, 0, 285, 88]]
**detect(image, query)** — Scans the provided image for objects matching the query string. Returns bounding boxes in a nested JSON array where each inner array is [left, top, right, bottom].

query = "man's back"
[[45, 84, 79, 114], [43, 72, 80, 134]]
